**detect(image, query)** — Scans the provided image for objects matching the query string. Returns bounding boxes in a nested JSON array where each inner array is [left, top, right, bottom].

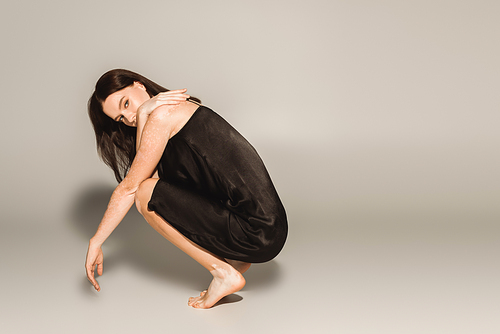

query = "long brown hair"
[[88, 69, 201, 182]]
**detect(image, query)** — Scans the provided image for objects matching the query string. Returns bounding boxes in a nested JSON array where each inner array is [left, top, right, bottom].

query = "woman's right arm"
[[85, 103, 186, 291], [85, 182, 138, 291]]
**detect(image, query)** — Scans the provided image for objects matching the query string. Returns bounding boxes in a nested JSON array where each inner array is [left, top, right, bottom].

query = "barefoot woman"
[[85, 69, 288, 308]]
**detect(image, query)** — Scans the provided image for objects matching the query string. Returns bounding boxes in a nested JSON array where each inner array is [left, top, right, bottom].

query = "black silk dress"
[[147, 105, 288, 263]]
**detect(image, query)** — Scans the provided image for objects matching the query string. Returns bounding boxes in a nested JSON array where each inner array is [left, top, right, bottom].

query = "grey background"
[[1, 0, 499, 333]]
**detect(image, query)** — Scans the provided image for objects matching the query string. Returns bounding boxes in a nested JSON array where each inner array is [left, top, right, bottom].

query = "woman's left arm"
[[85, 107, 177, 291], [136, 89, 189, 152]]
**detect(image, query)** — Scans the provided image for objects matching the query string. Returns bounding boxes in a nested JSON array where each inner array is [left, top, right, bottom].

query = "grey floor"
[[2, 145, 499, 334], [3, 208, 499, 334]]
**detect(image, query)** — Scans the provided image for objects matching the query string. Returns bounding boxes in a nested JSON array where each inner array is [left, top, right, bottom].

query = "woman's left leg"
[[225, 259, 251, 274], [134, 178, 246, 308]]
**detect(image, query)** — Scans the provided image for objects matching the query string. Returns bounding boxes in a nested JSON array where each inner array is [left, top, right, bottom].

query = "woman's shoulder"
[[150, 101, 201, 139]]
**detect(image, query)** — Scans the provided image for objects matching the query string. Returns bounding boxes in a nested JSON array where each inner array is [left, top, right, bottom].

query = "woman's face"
[[102, 81, 150, 127]]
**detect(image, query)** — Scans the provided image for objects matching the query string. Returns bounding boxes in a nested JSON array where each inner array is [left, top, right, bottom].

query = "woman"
[[85, 69, 287, 309]]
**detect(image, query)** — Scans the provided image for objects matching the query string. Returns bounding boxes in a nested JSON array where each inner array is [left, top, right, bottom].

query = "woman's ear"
[[134, 81, 146, 90]]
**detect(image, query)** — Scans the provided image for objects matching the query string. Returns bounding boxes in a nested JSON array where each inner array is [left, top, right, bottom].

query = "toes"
[[188, 294, 205, 307], [188, 290, 210, 308]]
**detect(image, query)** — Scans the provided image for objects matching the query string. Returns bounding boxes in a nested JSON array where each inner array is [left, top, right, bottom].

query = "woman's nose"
[[124, 110, 135, 123]]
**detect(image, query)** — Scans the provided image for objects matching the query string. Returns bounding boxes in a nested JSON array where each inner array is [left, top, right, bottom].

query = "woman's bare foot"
[[188, 264, 245, 309], [225, 259, 251, 274]]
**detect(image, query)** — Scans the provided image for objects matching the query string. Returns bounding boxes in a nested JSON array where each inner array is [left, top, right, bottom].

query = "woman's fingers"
[[85, 243, 103, 291], [162, 89, 187, 94], [157, 94, 190, 100], [145, 89, 191, 111], [158, 96, 189, 101], [86, 265, 100, 291], [157, 90, 189, 99], [155, 99, 188, 105], [97, 261, 103, 276]]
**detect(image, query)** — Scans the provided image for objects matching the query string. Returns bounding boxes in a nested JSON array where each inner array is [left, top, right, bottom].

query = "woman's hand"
[[137, 89, 190, 117], [136, 89, 189, 151], [85, 240, 104, 291]]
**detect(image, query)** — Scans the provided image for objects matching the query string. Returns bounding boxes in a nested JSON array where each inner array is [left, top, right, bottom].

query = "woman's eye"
[[124, 100, 129, 108], [119, 115, 124, 123]]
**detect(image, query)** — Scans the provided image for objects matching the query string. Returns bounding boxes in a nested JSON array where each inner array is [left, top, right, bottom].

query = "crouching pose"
[[85, 69, 288, 308]]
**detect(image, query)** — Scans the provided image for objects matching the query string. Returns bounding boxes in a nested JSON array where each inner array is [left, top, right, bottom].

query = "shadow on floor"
[[213, 293, 243, 307], [68, 183, 283, 292]]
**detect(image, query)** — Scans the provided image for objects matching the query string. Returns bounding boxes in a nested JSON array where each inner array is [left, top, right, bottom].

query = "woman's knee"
[[134, 178, 158, 215]]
